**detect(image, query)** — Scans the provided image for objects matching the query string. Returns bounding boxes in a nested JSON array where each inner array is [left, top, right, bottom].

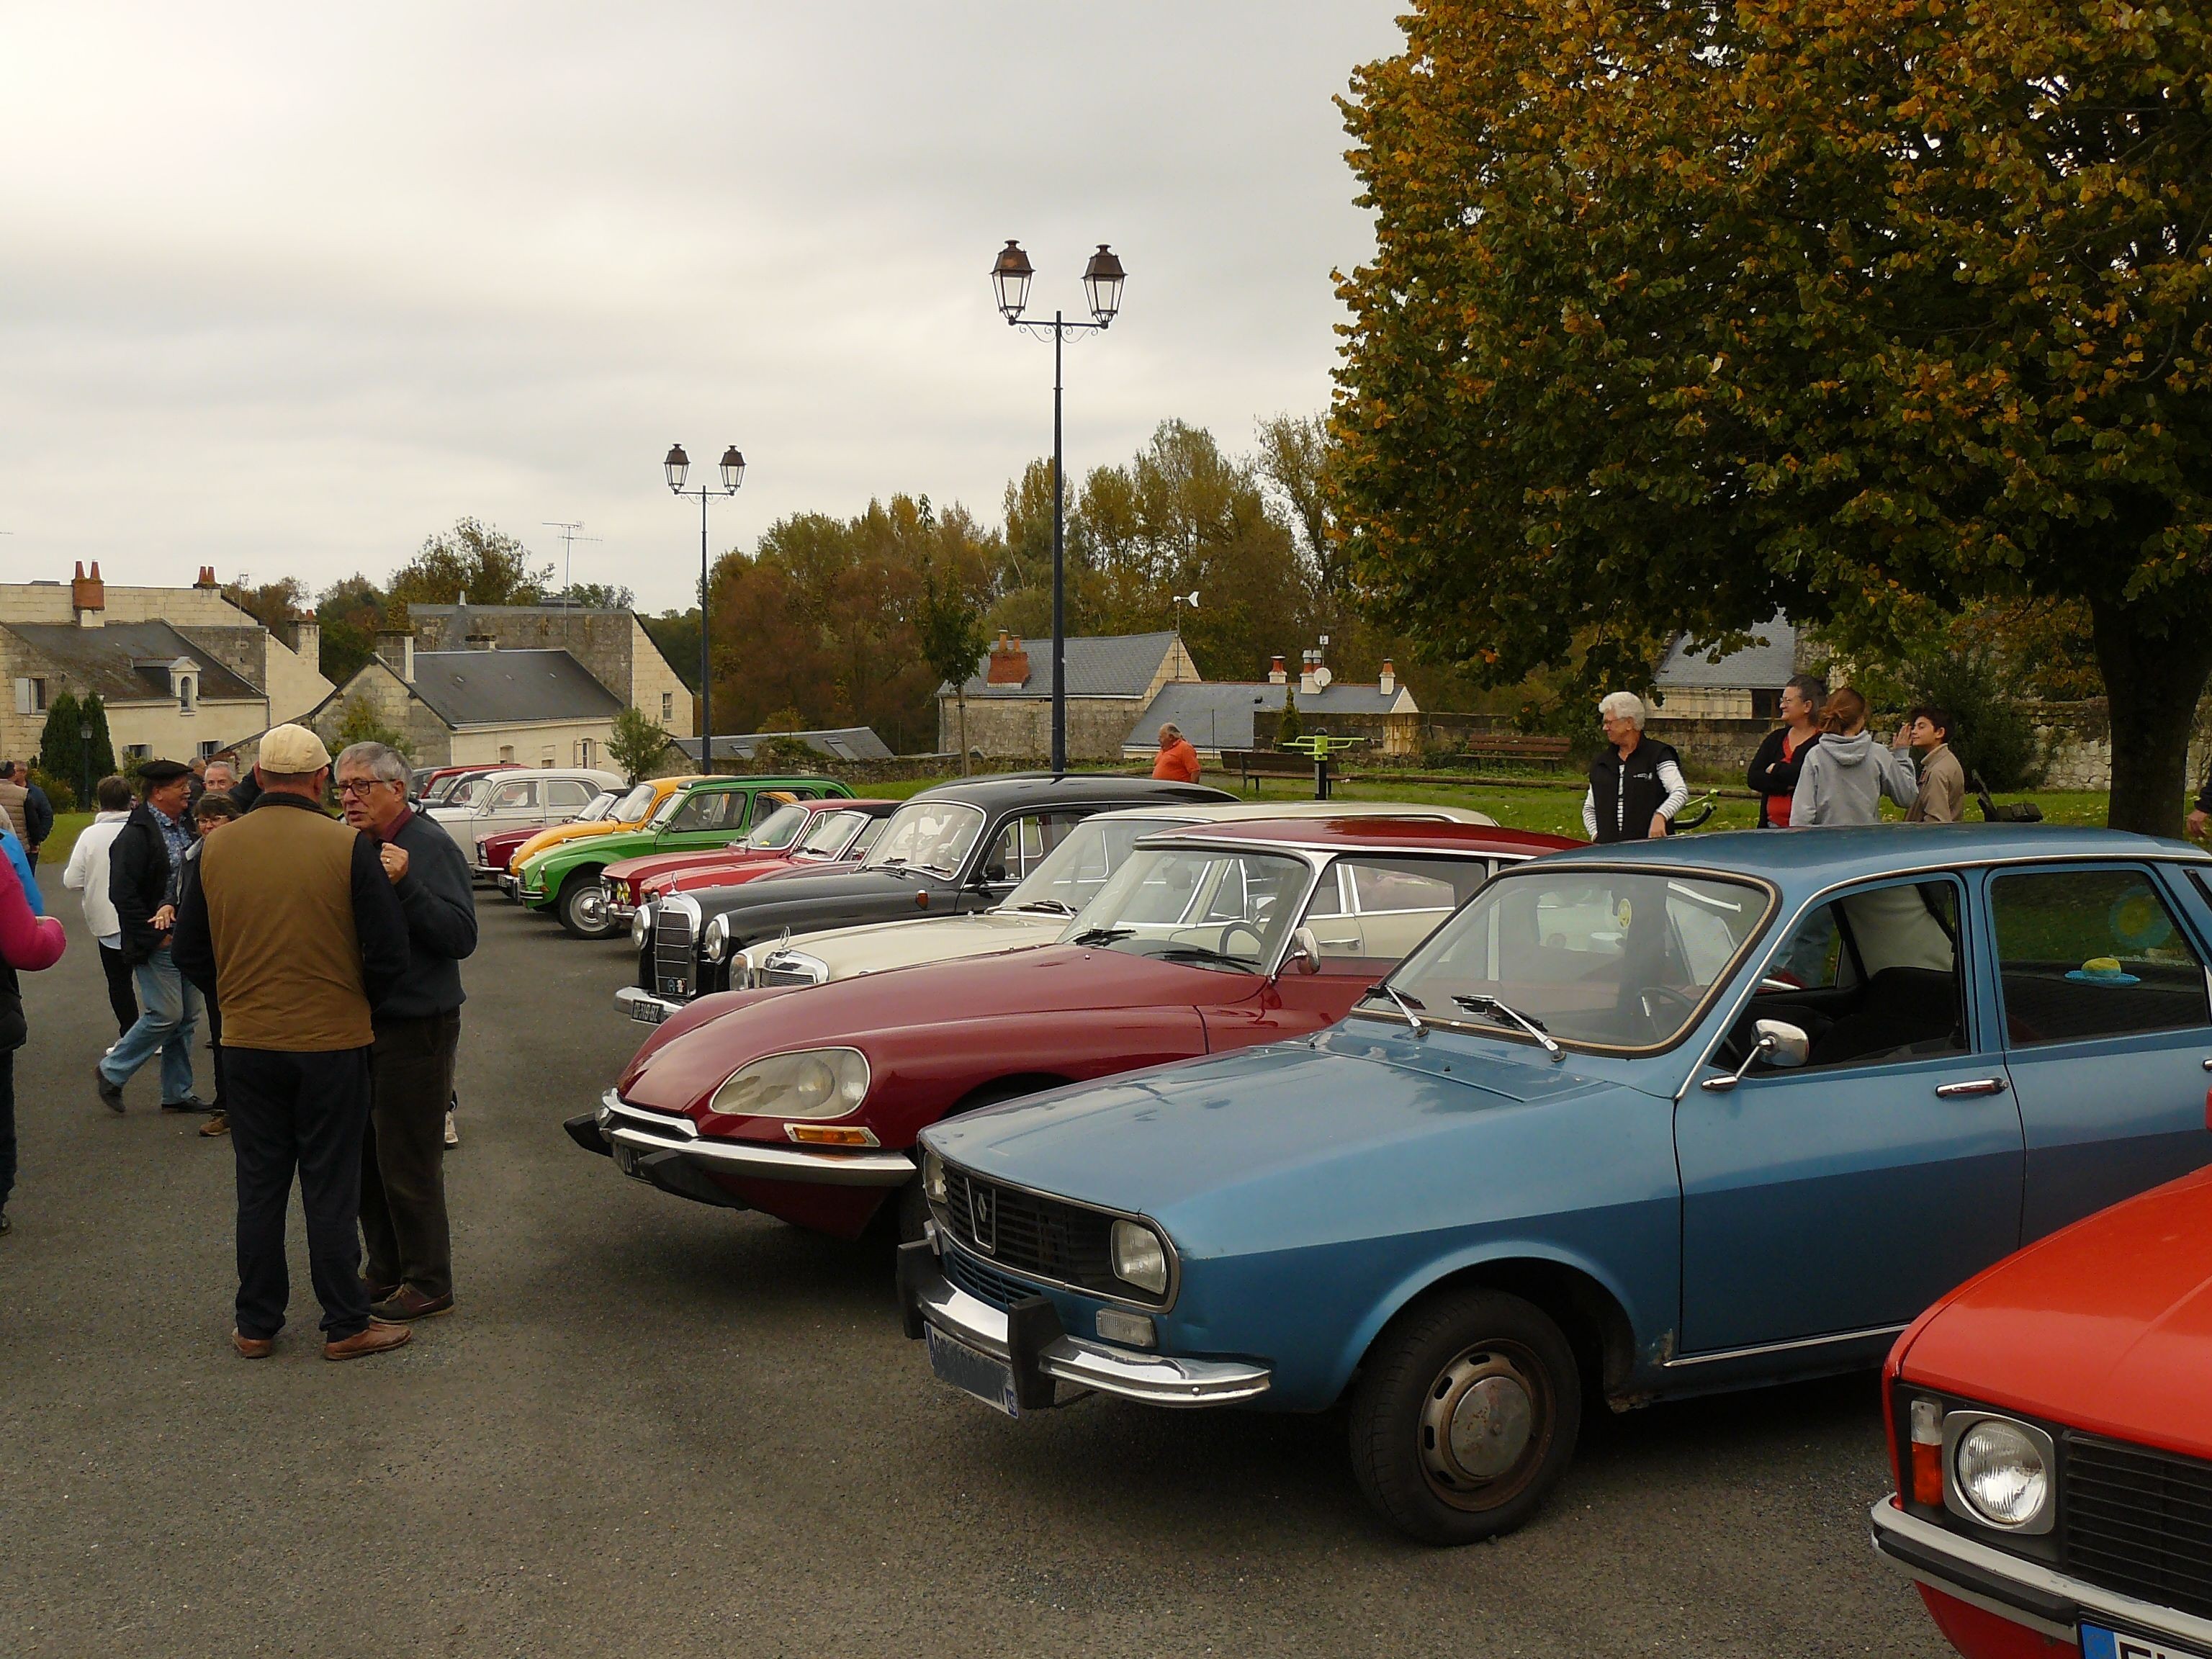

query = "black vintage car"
[[616, 773, 1232, 1025]]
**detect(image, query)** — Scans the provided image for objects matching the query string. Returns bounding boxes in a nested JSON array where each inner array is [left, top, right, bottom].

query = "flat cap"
[[135, 758, 191, 784], [256, 724, 332, 774]]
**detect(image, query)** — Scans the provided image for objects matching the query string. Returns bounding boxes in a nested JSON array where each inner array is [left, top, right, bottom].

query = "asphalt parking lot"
[[0, 876, 1948, 1658]]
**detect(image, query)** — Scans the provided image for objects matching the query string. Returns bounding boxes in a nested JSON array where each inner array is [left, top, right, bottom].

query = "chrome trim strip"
[[914, 1254, 1271, 1407], [1664, 1322, 1907, 1367], [598, 1088, 696, 1139], [1871, 1499, 2212, 1650], [600, 1089, 913, 1186]]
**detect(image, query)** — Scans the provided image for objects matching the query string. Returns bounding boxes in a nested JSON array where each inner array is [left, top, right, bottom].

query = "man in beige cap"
[[174, 724, 414, 1361]]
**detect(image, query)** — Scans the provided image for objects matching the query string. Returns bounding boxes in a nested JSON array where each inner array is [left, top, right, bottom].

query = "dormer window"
[[177, 670, 198, 714]]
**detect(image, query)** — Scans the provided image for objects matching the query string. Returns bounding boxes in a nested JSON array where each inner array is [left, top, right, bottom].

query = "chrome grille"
[[650, 897, 698, 1001], [760, 966, 819, 988], [937, 1167, 1134, 1303], [2062, 1434, 2212, 1619]]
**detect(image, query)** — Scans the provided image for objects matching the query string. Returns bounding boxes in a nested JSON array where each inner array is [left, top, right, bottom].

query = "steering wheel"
[[1220, 920, 1267, 961], [1637, 985, 1696, 1035]]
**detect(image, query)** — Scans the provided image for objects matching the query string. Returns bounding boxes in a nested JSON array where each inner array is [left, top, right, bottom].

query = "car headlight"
[[703, 913, 732, 963], [706, 1048, 870, 1120], [1950, 1415, 2053, 1531], [631, 902, 653, 951], [1109, 1218, 1170, 1296], [922, 1146, 946, 1204]]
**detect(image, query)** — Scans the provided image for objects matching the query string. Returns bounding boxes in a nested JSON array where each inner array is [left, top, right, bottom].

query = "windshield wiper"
[[1364, 982, 1426, 1034], [1071, 926, 1133, 945], [1452, 994, 1564, 1061], [1151, 943, 1254, 971], [1014, 899, 1076, 915]]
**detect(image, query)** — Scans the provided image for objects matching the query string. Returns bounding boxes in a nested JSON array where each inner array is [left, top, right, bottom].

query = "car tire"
[[1347, 1287, 1581, 1545], [555, 870, 616, 940]]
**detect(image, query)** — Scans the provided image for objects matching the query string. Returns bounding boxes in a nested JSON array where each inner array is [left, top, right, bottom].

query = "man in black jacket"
[[1582, 692, 1689, 844], [336, 741, 477, 1321], [1, 763, 54, 868], [96, 760, 205, 1112]]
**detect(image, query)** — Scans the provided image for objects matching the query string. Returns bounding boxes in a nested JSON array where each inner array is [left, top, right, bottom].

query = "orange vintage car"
[[472, 775, 706, 886]]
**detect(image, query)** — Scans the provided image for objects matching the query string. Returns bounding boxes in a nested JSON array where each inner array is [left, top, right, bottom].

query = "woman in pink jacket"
[[0, 849, 68, 1235]]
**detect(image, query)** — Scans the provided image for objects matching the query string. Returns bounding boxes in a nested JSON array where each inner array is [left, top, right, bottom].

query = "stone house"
[[938, 631, 1201, 762], [1123, 651, 1424, 758], [407, 603, 694, 735], [1, 562, 330, 768], [309, 631, 628, 770], [1649, 616, 1803, 721]]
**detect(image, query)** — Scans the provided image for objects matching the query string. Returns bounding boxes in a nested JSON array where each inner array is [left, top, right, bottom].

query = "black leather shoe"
[[372, 1286, 454, 1321], [95, 1066, 125, 1112], [160, 1096, 210, 1113], [0, 1210, 12, 1236]]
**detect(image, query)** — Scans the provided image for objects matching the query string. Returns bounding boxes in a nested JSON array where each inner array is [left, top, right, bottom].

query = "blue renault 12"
[[899, 826, 2212, 1543]]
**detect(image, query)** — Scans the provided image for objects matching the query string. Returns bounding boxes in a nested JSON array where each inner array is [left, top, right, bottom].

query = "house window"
[[125, 743, 151, 762], [575, 738, 595, 768], [13, 678, 46, 715], [540, 748, 555, 767], [661, 692, 673, 722], [178, 674, 198, 714], [1750, 688, 1781, 721], [498, 745, 515, 764], [197, 740, 220, 760]]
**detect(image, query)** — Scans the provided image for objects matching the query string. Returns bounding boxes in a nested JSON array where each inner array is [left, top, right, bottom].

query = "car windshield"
[[646, 788, 691, 829], [746, 804, 811, 850], [609, 783, 656, 821], [1059, 846, 1312, 973], [863, 800, 986, 877], [445, 776, 489, 809], [576, 791, 616, 821], [798, 809, 865, 858], [1004, 817, 1200, 916], [1377, 868, 1771, 1052]]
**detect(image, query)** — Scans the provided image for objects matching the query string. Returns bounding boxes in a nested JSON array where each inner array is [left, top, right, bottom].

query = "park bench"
[[1222, 749, 1323, 793], [1456, 732, 1572, 768]]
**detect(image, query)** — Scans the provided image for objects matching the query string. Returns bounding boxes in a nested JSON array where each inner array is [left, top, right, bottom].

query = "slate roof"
[[946, 631, 1179, 700], [4, 621, 262, 703], [672, 727, 895, 764], [1654, 616, 1799, 690], [405, 649, 624, 729], [1122, 680, 1419, 753]]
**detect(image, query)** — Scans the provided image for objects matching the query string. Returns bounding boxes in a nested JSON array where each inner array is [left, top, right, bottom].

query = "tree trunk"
[[2090, 595, 2212, 837], [956, 690, 969, 777]]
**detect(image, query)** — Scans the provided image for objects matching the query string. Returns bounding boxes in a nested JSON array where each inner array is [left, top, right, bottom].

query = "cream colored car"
[[727, 799, 1497, 990]]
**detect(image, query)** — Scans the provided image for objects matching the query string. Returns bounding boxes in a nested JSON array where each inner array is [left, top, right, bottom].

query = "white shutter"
[[14, 678, 32, 715]]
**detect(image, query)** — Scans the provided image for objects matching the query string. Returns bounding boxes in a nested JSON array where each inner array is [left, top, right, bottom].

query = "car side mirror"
[[1700, 1018, 1811, 1092], [1272, 925, 1323, 982]]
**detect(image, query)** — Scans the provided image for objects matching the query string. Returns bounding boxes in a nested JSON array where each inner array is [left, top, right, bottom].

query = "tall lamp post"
[[990, 239, 1125, 774], [663, 442, 745, 772]]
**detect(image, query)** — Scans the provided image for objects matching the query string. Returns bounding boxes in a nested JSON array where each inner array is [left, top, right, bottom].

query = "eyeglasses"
[[336, 778, 397, 797]]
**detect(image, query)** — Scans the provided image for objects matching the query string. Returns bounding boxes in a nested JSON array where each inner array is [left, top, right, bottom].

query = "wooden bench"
[[1220, 749, 1324, 793], [1456, 733, 1572, 768]]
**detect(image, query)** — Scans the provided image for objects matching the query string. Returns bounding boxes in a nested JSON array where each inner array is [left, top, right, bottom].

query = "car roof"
[[676, 774, 842, 791], [1157, 819, 1583, 855], [907, 773, 1234, 809], [1088, 799, 1494, 824], [1533, 824, 2211, 893]]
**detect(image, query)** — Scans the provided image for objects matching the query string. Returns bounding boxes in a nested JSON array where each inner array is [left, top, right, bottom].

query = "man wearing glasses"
[[336, 742, 477, 1323]]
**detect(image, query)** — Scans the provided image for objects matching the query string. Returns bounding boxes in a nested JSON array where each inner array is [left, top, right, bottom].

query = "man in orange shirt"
[[1151, 724, 1202, 783]]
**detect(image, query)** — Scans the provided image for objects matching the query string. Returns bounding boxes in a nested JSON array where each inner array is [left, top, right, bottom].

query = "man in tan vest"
[[174, 724, 413, 1361]]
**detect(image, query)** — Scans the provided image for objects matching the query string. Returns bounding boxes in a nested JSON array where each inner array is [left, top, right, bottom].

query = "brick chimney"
[[1380, 659, 1396, 697], [1267, 655, 1287, 686], [1300, 649, 1321, 696], [375, 628, 415, 682], [279, 611, 321, 670], [71, 561, 106, 628], [194, 565, 219, 590], [985, 629, 1030, 687]]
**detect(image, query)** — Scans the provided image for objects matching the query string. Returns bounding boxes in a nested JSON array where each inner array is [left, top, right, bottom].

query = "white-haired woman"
[[1582, 692, 1689, 844]]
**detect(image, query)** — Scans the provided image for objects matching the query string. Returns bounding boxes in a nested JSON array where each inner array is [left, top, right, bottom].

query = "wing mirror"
[[1701, 1018, 1811, 1092], [1272, 925, 1323, 981]]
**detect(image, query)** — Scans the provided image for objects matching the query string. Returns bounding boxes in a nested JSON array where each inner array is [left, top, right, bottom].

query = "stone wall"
[[941, 696, 1149, 763], [2031, 701, 2212, 793], [408, 608, 694, 737]]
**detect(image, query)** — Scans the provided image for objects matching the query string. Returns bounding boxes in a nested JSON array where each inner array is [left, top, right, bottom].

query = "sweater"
[[1902, 742, 1966, 824], [372, 809, 477, 1023], [63, 811, 132, 941], [0, 850, 66, 1051], [1790, 731, 1919, 827]]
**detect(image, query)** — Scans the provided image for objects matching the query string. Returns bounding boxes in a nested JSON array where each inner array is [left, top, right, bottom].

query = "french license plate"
[[611, 1143, 647, 1182], [2083, 1625, 2211, 1659], [628, 998, 667, 1026], [925, 1323, 1020, 1418]]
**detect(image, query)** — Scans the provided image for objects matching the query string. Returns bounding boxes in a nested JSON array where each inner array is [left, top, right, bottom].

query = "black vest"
[[1588, 737, 1679, 844]]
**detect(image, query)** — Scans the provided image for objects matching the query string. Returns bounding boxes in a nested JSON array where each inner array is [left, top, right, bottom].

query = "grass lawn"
[[34, 810, 96, 869]]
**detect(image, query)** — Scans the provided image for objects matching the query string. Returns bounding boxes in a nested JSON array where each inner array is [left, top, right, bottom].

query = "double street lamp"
[[663, 442, 745, 770], [991, 239, 1125, 773]]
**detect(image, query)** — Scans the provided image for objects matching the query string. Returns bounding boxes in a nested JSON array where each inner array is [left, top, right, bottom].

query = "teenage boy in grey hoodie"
[[1790, 688, 1918, 826]]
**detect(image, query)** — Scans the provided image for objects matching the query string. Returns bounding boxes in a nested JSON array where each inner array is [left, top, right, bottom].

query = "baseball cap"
[[257, 724, 332, 773]]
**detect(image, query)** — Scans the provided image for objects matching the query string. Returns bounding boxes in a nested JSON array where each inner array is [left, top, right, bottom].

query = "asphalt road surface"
[[0, 873, 1948, 1658]]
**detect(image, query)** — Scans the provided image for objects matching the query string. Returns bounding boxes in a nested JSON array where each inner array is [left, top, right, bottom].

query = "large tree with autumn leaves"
[[1334, 0, 2212, 832]]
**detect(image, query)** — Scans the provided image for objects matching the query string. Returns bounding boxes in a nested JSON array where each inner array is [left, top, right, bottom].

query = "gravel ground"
[[0, 874, 1948, 1658]]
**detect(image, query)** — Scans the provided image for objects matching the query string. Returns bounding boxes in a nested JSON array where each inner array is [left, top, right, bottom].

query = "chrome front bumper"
[[1871, 1497, 2212, 1650], [592, 1089, 914, 1187], [613, 986, 683, 1024], [898, 1234, 1272, 1409]]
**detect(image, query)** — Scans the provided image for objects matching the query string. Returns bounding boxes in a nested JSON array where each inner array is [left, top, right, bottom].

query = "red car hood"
[[659, 857, 858, 894], [608, 846, 786, 887], [479, 827, 535, 862], [1899, 1164, 2212, 1460], [621, 945, 1236, 1113]]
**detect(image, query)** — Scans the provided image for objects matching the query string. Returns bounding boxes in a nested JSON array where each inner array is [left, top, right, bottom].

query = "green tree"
[[608, 706, 671, 783], [387, 518, 552, 612], [37, 691, 83, 799], [331, 695, 413, 762], [641, 608, 702, 692], [1276, 685, 1303, 749], [316, 573, 392, 684], [1335, 0, 2212, 833], [81, 694, 116, 783], [220, 574, 309, 634], [915, 550, 988, 773]]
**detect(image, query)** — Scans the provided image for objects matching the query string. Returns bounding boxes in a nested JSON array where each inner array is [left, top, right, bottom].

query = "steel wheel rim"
[[572, 886, 608, 929], [1416, 1339, 1551, 1511]]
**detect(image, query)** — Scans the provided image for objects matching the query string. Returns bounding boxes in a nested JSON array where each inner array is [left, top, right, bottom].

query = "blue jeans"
[[99, 948, 202, 1104]]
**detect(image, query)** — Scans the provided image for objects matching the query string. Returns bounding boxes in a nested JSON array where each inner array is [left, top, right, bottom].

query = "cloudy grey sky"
[[1, 2, 1403, 614]]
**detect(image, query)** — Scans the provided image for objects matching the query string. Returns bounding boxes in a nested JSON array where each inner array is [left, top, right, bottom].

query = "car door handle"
[[1934, 1078, 2008, 1098]]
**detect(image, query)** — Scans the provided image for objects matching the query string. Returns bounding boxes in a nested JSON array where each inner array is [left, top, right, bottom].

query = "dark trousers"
[[360, 1010, 459, 1300], [98, 943, 138, 1038], [225, 1046, 374, 1341], [0, 1048, 15, 1213], [207, 1002, 227, 1111]]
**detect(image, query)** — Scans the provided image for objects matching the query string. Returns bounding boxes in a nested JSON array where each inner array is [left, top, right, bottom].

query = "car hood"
[[529, 829, 655, 873], [1898, 1164, 2212, 1460], [607, 846, 771, 884], [667, 858, 856, 892], [685, 866, 940, 922], [620, 945, 1231, 1112], [517, 817, 635, 859], [924, 1036, 1627, 1221], [761, 909, 1064, 977]]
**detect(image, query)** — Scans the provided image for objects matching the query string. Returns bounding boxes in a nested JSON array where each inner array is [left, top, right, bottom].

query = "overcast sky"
[[0, 2, 1403, 615]]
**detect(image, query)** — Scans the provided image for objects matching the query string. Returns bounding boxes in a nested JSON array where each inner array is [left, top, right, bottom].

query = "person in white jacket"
[[63, 775, 139, 1038]]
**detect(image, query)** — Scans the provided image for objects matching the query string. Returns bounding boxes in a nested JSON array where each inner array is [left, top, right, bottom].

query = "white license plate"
[[628, 999, 667, 1026], [2084, 1625, 2211, 1659], [925, 1323, 1020, 1418]]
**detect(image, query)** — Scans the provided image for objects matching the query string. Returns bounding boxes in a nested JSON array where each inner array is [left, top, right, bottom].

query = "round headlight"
[[706, 1048, 870, 1121], [922, 1147, 946, 1204], [631, 902, 653, 950], [1109, 1218, 1170, 1296], [703, 913, 732, 963], [1954, 1418, 2050, 1529]]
